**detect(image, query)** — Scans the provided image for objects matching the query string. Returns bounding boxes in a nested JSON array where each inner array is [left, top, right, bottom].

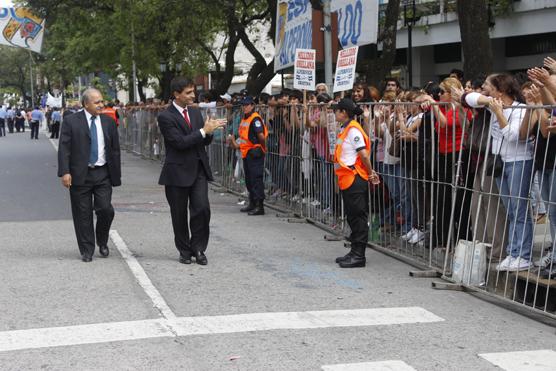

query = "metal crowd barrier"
[[118, 101, 555, 321]]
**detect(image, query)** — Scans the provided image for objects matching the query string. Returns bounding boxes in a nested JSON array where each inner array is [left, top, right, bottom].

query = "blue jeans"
[[539, 169, 556, 262], [381, 163, 412, 233], [496, 160, 533, 259]]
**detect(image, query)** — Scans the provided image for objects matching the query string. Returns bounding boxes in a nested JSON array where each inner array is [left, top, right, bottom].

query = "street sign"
[[293, 49, 316, 91], [333, 46, 359, 93]]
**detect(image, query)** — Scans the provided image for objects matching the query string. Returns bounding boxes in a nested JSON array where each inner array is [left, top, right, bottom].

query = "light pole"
[[403, 0, 419, 88], [322, 0, 333, 92]]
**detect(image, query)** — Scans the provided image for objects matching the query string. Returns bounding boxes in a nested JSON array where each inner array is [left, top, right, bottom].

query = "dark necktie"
[[183, 108, 191, 128], [89, 116, 98, 166]]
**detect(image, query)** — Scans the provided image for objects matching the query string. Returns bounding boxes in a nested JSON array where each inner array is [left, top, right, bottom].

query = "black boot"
[[335, 252, 352, 264], [248, 200, 265, 216], [338, 246, 366, 268], [240, 200, 256, 213]]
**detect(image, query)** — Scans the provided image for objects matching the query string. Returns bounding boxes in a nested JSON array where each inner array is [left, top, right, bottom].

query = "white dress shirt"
[[84, 110, 106, 166]]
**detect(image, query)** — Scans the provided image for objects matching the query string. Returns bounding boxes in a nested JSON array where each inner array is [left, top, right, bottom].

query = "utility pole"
[[28, 51, 35, 107], [322, 0, 333, 92], [131, 21, 138, 103]]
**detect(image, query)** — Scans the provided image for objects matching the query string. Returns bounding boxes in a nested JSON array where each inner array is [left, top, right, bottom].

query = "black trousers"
[[0, 119, 5, 136], [244, 150, 265, 202], [15, 119, 24, 132], [7, 119, 14, 133], [50, 122, 60, 138], [165, 167, 210, 258], [30, 121, 39, 139], [341, 175, 369, 256], [69, 166, 115, 258]]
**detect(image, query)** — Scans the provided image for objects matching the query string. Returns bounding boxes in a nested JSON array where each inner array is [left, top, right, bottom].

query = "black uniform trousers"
[[50, 122, 60, 139], [244, 149, 265, 202], [7, 119, 14, 133], [0, 119, 5, 136], [30, 121, 39, 139], [165, 166, 210, 258], [341, 175, 369, 256], [69, 165, 115, 258]]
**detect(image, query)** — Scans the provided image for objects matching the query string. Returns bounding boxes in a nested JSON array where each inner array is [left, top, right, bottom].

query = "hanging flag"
[[331, 0, 379, 48], [0, 7, 45, 53]]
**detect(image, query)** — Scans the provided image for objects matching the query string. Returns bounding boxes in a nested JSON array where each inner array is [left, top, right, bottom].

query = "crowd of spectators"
[[121, 58, 556, 280]]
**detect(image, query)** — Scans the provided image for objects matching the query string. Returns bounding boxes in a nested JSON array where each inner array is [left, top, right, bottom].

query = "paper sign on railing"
[[294, 49, 316, 91], [333, 46, 359, 93]]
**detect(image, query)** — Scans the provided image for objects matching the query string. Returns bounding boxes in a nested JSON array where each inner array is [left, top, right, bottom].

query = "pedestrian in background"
[[58, 88, 121, 262], [30, 106, 44, 140], [50, 107, 61, 139], [0, 106, 6, 137]]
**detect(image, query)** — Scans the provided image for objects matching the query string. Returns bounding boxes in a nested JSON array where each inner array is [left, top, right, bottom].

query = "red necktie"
[[182, 108, 191, 128]]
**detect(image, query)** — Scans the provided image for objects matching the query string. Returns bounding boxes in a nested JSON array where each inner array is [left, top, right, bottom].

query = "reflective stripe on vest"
[[334, 120, 370, 190], [238, 112, 268, 159]]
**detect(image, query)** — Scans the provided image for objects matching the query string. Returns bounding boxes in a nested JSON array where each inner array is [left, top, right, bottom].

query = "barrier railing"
[[118, 102, 556, 321]]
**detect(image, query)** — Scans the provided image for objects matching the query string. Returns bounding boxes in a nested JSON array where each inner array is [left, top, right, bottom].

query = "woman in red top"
[[421, 77, 474, 247]]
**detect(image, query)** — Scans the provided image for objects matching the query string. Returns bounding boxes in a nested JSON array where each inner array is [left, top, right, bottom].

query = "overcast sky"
[[0, 1, 13, 7]]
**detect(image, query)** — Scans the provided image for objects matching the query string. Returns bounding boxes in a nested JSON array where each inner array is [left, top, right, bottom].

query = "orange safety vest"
[[237, 112, 268, 159], [102, 107, 119, 126], [334, 120, 370, 190]]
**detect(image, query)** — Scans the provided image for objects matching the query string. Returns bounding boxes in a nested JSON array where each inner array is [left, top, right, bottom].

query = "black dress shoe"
[[338, 255, 366, 268], [99, 245, 109, 257], [335, 252, 352, 264], [179, 254, 192, 264], [81, 255, 92, 263], [195, 251, 208, 265]]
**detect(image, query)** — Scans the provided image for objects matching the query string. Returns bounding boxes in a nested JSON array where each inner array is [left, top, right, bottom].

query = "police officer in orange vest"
[[228, 96, 268, 215], [332, 98, 380, 268]]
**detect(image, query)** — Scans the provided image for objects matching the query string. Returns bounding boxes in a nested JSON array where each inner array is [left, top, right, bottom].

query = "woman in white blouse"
[[460, 73, 534, 272]]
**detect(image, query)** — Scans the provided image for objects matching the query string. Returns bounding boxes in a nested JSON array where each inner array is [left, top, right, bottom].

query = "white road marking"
[[0, 307, 443, 353], [479, 349, 556, 371], [47, 135, 58, 151], [110, 230, 176, 319], [322, 360, 417, 371]]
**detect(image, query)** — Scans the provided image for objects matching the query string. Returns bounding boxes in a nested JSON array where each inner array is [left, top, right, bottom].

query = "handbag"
[[485, 136, 504, 177]]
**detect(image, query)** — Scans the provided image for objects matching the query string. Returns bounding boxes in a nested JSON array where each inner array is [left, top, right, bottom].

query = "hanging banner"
[[333, 46, 359, 93], [0, 8, 45, 53], [274, 0, 312, 72], [331, 0, 379, 48], [293, 48, 316, 91]]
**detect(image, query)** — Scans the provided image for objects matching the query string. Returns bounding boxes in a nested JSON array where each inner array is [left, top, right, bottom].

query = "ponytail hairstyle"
[[487, 73, 525, 103]]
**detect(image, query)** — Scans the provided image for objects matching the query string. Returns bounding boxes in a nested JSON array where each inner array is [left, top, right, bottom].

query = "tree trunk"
[[158, 69, 174, 103], [137, 78, 147, 103], [364, 0, 401, 88], [457, 0, 493, 79]]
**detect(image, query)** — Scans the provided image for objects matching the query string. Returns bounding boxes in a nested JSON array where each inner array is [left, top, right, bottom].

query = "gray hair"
[[81, 88, 102, 106]]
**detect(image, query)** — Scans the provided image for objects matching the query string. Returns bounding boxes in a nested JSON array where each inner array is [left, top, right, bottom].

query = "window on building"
[[433, 42, 462, 63], [506, 32, 556, 57]]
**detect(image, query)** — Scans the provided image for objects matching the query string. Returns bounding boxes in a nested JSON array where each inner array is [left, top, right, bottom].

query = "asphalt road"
[[0, 132, 554, 370]]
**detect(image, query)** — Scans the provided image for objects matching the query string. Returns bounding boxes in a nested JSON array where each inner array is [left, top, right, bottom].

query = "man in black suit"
[[158, 77, 225, 265], [58, 88, 121, 262]]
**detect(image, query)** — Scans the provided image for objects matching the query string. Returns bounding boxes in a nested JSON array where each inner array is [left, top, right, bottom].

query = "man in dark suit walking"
[[58, 88, 121, 262], [158, 77, 225, 265]]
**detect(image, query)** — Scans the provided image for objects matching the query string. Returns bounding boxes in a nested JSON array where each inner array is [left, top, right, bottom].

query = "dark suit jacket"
[[58, 110, 122, 187], [157, 104, 213, 187]]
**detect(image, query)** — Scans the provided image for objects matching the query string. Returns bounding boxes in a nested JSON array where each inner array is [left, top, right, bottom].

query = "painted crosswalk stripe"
[[322, 360, 416, 371], [0, 307, 443, 353], [110, 230, 176, 319], [479, 350, 556, 371]]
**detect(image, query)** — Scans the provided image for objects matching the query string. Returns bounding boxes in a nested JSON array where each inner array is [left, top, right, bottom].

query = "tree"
[[456, 0, 493, 79], [0, 46, 34, 106], [364, 0, 401, 88]]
